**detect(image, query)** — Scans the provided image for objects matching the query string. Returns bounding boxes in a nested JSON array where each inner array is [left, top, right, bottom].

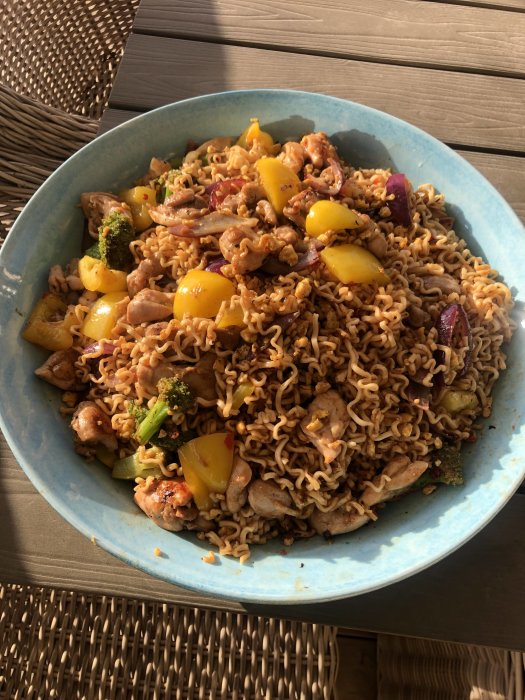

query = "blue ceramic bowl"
[[1, 90, 524, 603]]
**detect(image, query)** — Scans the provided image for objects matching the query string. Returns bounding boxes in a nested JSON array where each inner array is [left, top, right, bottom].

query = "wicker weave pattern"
[[1, 0, 139, 119], [0, 84, 98, 242], [0, 583, 337, 699]]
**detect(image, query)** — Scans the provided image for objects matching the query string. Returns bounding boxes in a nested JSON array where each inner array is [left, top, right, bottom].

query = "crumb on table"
[[153, 547, 162, 557]]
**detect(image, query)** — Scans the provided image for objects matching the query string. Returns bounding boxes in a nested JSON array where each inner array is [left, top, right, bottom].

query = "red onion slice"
[[206, 178, 245, 210], [205, 257, 228, 275], [406, 380, 431, 410], [292, 241, 321, 271], [436, 303, 473, 378], [265, 311, 301, 333], [261, 241, 321, 276], [386, 173, 412, 227], [305, 158, 344, 196]]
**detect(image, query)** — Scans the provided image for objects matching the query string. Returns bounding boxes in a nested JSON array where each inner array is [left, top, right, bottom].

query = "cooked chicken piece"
[[71, 401, 118, 451], [146, 157, 171, 180], [239, 182, 266, 208], [173, 353, 217, 401], [134, 478, 196, 532], [145, 321, 169, 337], [164, 189, 196, 208], [273, 225, 299, 247], [167, 212, 258, 238], [148, 204, 187, 227], [361, 456, 429, 507], [367, 231, 388, 259], [305, 158, 345, 196], [309, 508, 370, 536], [282, 189, 319, 228], [301, 390, 349, 464], [48, 265, 68, 295], [185, 515, 214, 532], [80, 192, 131, 238], [184, 137, 232, 164], [136, 361, 174, 395], [126, 289, 173, 325], [219, 225, 270, 274], [300, 132, 339, 169], [226, 456, 252, 513], [127, 255, 164, 297], [420, 274, 461, 295], [255, 199, 278, 226], [35, 349, 81, 390], [406, 304, 431, 328], [248, 480, 293, 519], [214, 326, 242, 350], [278, 141, 306, 174]]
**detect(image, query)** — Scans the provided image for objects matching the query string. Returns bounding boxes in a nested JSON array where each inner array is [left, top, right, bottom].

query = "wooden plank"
[[336, 637, 377, 700], [134, 0, 525, 77], [98, 108, 140, 134], [100, 108, 525, 223], [458, 151, 525, 223], [109, 35, 525, 154], [2, 433, 525, 650]]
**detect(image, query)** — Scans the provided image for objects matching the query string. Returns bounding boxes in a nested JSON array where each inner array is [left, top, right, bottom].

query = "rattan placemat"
[[0, 583, 338, 699]]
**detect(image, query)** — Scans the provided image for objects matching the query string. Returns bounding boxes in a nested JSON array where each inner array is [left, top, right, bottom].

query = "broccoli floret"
[[150, 429, 195, 455], [128, 400, 148, 425], [98, 210, 135, 271], [135, 378, 195, 445], [417, 446, 464, 488], [157, 377, 194, 412], [85, 241, 101, 259]]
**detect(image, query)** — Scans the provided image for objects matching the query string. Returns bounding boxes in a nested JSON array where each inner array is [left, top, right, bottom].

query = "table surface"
[[2, 0, 525, 651]]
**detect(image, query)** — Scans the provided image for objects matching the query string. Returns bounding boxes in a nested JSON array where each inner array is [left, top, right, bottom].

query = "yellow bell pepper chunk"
[[81, 291, 128, 341], [119, 186, 157, 232], [180, 463, 212, 510], [216, 302, 245, 329], [237, 118, 274, 152], [321, 244, 390, 285], [231, 382, 255, 411], [255, 157, 301, 215], [22, 293, 74, 351], [173, 270, 235, 320], [439, 390, 479, 414], [306, 200, 363, 238], [179, 433, 235, 509], [78, 255, 128, 293]]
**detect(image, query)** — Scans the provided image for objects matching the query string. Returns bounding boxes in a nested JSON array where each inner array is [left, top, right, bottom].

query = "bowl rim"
[[1, 88, 524, 604]]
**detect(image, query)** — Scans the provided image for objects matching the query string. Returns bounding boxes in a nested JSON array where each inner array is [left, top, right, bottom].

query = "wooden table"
[[2, 0, 525, 651]]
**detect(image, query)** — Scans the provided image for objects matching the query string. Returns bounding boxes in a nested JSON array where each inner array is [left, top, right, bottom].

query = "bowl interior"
[[0, 90, 524, 603]]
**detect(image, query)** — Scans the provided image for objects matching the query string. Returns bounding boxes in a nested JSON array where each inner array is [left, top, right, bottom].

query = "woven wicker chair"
[[0, 2, 339, 698]]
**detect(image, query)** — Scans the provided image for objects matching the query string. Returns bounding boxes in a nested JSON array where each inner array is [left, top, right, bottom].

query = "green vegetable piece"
[[85, 241, 102, 260], [135, 377, 195, 445], [98, 210, 135, 271], [150, 429, 195, 455], [112, 452, 163, 480], [417, 446, 464, 488], [128, 400, 148, 425]]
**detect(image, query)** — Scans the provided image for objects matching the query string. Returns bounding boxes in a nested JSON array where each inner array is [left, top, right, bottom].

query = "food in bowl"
[[24, 120, 514, 562]]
